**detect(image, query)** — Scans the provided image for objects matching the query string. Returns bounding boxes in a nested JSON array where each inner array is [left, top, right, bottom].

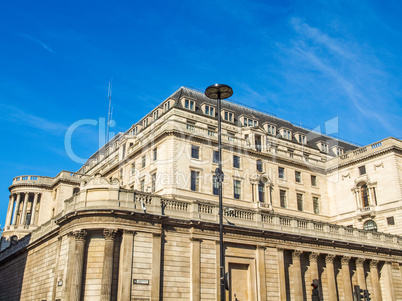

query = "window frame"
[[191, 170, 200, 191], [297, 193, 303, 211], [233, 155, 240, 169], [233, 179, 241, 199], [191, 145, 200, 159], [280, 190, 287, 208]]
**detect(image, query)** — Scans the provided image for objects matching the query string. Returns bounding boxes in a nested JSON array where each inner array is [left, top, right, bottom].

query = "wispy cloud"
[[19, 33, 54, 53], [0, 104, 66, 134]]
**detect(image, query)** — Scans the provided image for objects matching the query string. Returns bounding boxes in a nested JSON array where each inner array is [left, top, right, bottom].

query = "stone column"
[[382, 262, 395, 301], [356, 258, 367, 289], [5, 195, 14, 227], [151, 233, 162, 301], [292, 250, 303, 301], [277, 248, 287, 301], [70, 230, 87, 301], [370, 260, 382, 301], [325, 254, 337, 301], [20, 193, 29, 225], [11, 193, 21, 225], [256, 246, 267, 301], [190, 238, 201, 301], [341, 256, 353, 300], [117, 230, 135, 300], [101, 229, 117, 301], [30, 193, 39, 226], [309, 252, 319, 281]]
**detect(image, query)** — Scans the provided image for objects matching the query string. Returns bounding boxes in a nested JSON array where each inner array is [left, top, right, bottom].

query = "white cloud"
[[19, 33, 54, 53]]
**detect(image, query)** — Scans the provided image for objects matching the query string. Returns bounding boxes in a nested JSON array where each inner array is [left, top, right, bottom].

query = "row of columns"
[[5, 192, 40, 227], [65, 228, 161, 301], [279, 249, 383, 301]]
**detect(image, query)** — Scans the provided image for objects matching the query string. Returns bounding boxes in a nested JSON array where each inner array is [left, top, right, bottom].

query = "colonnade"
[[278, 248, 386, 301], [5, 192, 41, 228]]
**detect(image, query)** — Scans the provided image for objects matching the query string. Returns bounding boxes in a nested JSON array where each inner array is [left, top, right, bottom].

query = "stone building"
[[1, 86, 402, 300]]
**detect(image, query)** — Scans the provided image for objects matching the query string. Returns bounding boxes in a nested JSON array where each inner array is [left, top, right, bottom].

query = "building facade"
[[1, 87, 402, 300]]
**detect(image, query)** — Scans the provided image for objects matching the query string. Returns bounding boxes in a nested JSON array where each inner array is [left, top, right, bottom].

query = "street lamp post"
[[205, 84, 233, 301]]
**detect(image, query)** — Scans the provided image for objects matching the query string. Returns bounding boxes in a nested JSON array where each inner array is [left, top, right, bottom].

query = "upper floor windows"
[[164, 100, 171, 112], [297, 193, 303, 211], [278, 167, 285, 179], [241, 116, 258, 127], [363, 220, 377, 232], [295, 133, 306, 144], [191, 171, 200, 191], [184, 98, 195, 110], [233, 155, 240, 168], [311, 175, 317, 187], [313, 197, 320, 214], [153, 148, 157, 161], [359, 165, 366, 175], [256, 160, 263, 172], [317, 142, 329, 153], [264, 123, 276, 136], [143, 117, 149, 128], [279, 128, 292, 140], [295, 171, 301, 183], [258, 181, 265, 202], [233, 180, 241, 199], [153, 109, 160, 120], [223, 111, 234, 122], [280, 190, 287, 208], [212, 175, 219, 195], [204, 105, 215, 116], [213, 150, 219, 164], [332, 146, 344, 156], [191, 145, 200, 159], [141, 155, 146, 168]]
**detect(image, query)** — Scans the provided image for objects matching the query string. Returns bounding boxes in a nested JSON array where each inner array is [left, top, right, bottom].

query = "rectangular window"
[[143, 118, 149, 127], [212, 175, 219, 195], [295, 171, 301, 183], [153, 110, 159, 120], [280, 190, 286, 208], [256, 160, 263, 172], [208, 127, 216, 136], [233, 155, 240, 168], [278, 167, 285, 179], [321, 143, 328, 153], [191, 145, 200, 159], [153, 148, 157, 161], [164, 101, 170, 112], [191, 171, 199, 191], [258, 182, 265, 202], [140, 179, 145, 192], [186, 121, 195, 131], [205, 105, 214, 116], [224, 112, 233, 122], [387, 216, 395, 226], [131, 163, 136, 175], [311, 175, 317, 186], [151, 174, 156, 193], [142, 155, 146, 168], [234, 180, 241, 199], [297, 193, 303, 211], [359, 165, 366, 175], [313, 197, 319, 214], [213, 150, 219, 164], [184, 99, 194, 110]]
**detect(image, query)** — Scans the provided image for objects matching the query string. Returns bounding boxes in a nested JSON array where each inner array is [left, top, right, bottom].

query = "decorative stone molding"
[[369, 259, 379, 267], [325, 254, 336, 263], [309, 252, 319, 262], [72, 230, 87, 241], [341, 256, 351, 265], [342, 173, 350, 180], [356, 257, 365, 267], [292, 250, 302, 259], [374, 162, 384, 170], [190, 237, 202, 242], [123, 229, 136, 235], [103, 229, 118, 240]]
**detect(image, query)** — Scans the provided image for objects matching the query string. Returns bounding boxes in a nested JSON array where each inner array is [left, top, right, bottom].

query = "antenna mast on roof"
[[106, 80, 113, 142]]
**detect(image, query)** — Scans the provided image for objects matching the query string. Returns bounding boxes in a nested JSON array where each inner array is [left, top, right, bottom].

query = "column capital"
[[356, 257, 365, 267], [152, 232, 162, 238], [292, 250, 303, 259], [123, 229, 136, 235], [190, 237, 202, 242], [257, 245, 266, 250], [103, 229, 118, 240], [72, 230, 87, 241], [34, 192, 40, 195], [325, 254, 336, 263], [309, 252, 319, 262], [369, 259, 379, 268], [341, 256, 351, 265]]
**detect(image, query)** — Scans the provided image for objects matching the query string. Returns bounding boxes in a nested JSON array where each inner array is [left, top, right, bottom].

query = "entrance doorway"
[[229, 263, 250, 301]]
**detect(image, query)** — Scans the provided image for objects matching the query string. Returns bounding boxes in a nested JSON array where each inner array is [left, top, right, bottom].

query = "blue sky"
[[1, 0, 402, 225]]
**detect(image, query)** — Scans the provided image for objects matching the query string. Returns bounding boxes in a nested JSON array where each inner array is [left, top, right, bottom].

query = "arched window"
[[361, 184, 370, 207], [364, 220, 377, 231]]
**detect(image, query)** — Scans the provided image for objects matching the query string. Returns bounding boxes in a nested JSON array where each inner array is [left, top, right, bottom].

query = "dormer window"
[[132, 126, 138, 136], [241, 116, 258, 127], [223, 111, 234, 122], [264, 123, 276, 136], [164, 100, 171, 112], [205, 105, 215, 116], [296, 133, 306, 144], [320, 143, 328, 153], [184, 98, 195, 110], [143, 117, 149, 128], [333, 146, 344, 156], [153, 109, 160, 120], [280, 128, 292, 140]]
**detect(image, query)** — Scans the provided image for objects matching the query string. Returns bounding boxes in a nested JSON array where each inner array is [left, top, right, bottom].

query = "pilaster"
[[101, 229, 117, 301], [325, 254, 337, 301]]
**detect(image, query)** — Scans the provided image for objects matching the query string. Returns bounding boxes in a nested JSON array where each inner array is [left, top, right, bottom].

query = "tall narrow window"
[[233, 155, 240, 168], [212, 175, 219, 196], [151, 174, 156, 193], [191, 145, 200, 159], [256, 160, 263, 172], [191, 171, 199, 191], [140, 179, 145, 192], [311, 175, 317, 187], [142, 155, 146, 168], [297, 193, 303, 211], [234, 180, 241, 199], [313, 197, 319, 214], [278, 167, 285, 179], [131, 163, 136, 175], [153, 148, 157, 161], [359, 165, 366, 175], [280, 190, 286, 208], [295, 171, 301, 183], [361, 184, 370, 207], [213, 150, 219, 164], [258, 181, 265, 202]]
